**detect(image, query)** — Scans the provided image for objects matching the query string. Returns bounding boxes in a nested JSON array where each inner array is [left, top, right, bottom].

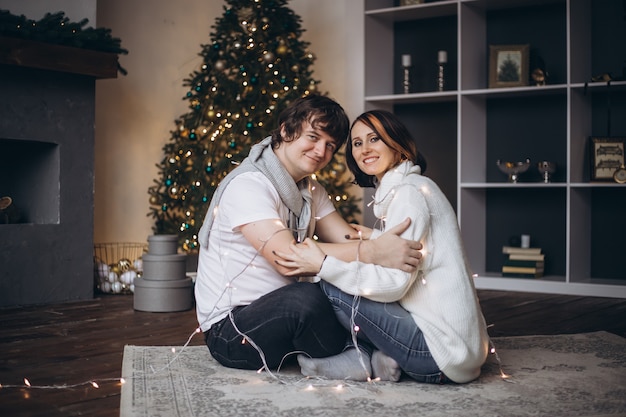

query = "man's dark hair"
[[271, 94, 349, 154]]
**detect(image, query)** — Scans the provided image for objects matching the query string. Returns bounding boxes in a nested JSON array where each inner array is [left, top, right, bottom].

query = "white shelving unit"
[[364, 0, 626, 298]]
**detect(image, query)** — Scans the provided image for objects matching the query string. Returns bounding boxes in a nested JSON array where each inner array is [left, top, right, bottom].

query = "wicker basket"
[[94, 242, 147, 294]]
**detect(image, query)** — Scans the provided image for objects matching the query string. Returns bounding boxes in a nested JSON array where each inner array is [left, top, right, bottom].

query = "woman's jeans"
[[320, 280, 448, 384], [205, 282, 346, 370]]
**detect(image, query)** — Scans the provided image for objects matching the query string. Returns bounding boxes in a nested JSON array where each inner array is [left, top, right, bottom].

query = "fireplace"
[[0, 37, 118, 307]]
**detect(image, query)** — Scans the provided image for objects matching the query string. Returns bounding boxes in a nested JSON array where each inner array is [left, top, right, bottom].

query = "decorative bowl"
[[496, 159, 531, 183]]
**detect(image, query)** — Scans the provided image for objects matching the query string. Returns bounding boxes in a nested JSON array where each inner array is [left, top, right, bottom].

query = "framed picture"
[[489, 44, 529, 88], [590, 137, 625, 181]]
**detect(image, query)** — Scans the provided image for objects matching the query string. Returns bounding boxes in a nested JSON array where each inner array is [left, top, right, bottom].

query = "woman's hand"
[[344, 224, 373, 240], [273, 238, 327, 277]]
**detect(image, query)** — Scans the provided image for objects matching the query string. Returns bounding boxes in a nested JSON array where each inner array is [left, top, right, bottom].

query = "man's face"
[[276, 122, 338, 181]]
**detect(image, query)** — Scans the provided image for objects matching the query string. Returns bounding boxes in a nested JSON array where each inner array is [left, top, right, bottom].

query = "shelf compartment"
[[460, 186, 567, 279], [486, 94, 567, 183], [571, 0, 626, 85], [460, 0, 566, 90], [365, 3, 457, 97], [570, 84, 626, 182], [570, 186, 626, 283], [485, 187, 566, 276]]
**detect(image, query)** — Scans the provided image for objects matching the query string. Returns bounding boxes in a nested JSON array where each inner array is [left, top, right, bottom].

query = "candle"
[[402, 54, 411, 67], [438, 50, 447, 64]]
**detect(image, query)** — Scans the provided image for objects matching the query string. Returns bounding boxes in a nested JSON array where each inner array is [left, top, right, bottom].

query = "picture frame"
[[590, 137, 625, 181], [489, 44, 530, 88]]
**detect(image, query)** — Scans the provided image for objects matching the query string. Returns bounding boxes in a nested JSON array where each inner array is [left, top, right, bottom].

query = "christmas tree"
[[497, 54, 521, 82], [147, 0, 360, 252]]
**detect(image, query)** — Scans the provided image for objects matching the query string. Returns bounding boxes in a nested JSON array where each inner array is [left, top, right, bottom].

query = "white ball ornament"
[[101, 281, 112, 293], [111, 281, 123, 294], [133, 259, 143, 271], [129, 284, 135, 293], [120, 270, 137, 285], [107, 270, 119, 283], [97, 262, 110, 279]]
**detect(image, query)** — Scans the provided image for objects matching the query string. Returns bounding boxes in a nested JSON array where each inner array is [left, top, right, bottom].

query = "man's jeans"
[[205, 282, 346, 370]]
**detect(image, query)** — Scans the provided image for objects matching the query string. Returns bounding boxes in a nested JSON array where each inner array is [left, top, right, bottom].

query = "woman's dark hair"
[[347, 110, 427, 187], [270, 94, 349, 155]]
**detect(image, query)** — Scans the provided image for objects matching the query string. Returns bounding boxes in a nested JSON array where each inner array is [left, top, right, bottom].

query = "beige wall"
[[94, 0, 364, 244]]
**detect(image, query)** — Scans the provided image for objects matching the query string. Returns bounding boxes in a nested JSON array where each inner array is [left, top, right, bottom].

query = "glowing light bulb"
[[91, 381, 99, 389], [24, 378, 31, 387], [354, 325, 360, 332]]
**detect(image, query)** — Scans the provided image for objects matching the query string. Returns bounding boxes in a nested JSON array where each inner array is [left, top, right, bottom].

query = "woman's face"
[[350, 120, 398, 181]]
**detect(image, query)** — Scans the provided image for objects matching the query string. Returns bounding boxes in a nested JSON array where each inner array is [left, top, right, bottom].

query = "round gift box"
[[133, 276, 194, 312], [147, 234, 179, 255], [142, 253, 187, 281]]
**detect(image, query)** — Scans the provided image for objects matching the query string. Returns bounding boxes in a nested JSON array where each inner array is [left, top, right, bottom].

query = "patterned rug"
[[120, 331, 626, 417]]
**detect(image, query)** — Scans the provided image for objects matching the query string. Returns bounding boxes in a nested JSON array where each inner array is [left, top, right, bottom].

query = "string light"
[[2, 207, 507, 395]]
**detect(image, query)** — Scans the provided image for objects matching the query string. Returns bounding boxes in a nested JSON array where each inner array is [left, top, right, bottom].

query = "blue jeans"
[[205, 282, 347, 370], [321, 280, 448, 384]]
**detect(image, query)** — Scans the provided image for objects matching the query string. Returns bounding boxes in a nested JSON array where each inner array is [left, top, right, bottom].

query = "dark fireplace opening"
[[0, 138, 60, 224]]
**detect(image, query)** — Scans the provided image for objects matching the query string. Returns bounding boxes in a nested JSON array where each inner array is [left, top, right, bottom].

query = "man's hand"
[[360, 217, 422, 273]]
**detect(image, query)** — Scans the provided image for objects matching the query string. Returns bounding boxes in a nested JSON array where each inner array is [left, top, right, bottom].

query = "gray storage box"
[[142, 253, 187, 281], [133, 276, 194, 312], [147, 234, 179, 255]]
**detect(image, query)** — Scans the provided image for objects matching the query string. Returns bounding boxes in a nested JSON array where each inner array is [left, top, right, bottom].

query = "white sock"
[[297, 348, 371, 381], [371, 350, 401, 382]]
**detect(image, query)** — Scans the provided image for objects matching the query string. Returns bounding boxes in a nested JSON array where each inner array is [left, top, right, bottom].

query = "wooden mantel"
[[0, 36, 118, 79]]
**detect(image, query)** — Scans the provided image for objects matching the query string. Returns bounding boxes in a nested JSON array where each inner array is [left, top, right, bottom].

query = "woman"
[[275, 110, 489, 384]]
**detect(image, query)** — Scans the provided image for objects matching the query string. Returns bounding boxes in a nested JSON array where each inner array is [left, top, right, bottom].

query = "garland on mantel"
[[0, 10, 128, 74]]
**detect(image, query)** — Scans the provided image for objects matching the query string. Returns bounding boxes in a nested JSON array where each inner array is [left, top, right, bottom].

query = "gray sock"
[[297, 348, 371, 381], [371, 350, 401, 382]]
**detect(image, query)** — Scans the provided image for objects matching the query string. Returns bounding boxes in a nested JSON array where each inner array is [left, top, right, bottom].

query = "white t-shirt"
[[195, 171, 336, 331]]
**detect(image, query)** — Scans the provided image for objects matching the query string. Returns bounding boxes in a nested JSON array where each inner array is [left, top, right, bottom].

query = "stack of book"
[[501, 246, 545, 278]]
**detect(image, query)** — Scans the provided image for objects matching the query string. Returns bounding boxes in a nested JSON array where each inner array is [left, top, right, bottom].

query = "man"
[[195, 95, 422, 371]]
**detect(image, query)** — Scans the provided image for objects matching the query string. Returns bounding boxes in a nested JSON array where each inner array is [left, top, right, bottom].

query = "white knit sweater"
[[318, 161, 489, 383]]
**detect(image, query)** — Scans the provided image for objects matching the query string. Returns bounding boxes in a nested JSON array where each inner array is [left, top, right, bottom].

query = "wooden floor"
[[1, 290, 626, 417]]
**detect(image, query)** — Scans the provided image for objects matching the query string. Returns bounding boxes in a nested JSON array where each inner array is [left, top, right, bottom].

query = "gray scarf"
[[198, 136, 313, 249]]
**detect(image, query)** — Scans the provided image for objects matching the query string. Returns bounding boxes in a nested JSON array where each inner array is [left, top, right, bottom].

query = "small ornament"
[[437, 50, 447, 91], [118, 258, 132, 272], [120, 270, 137, 285], [168, 185, 180, 199], [96, 262, 110, 279], [613, 164, 626, 184], [532, 68, 547, 86], [101, 281, 112, 293], [111, 281, 123, 294], [133, 258, 143, 271], [263, 51, 275, 62], [107, 270, 118, 283], [402, 54, 412, 94]]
